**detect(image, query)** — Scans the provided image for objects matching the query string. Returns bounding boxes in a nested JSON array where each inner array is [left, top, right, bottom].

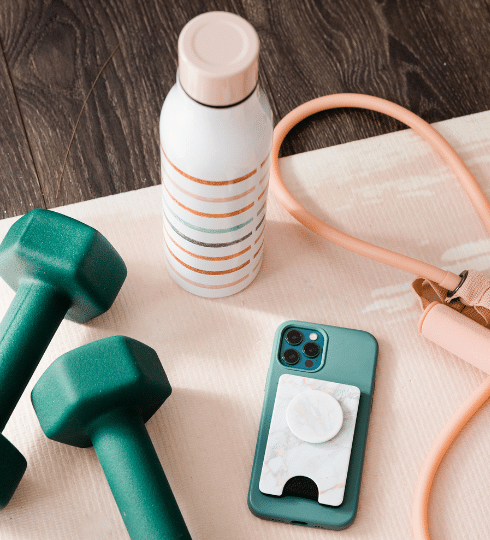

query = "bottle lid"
[[178, 11, 259, 107]]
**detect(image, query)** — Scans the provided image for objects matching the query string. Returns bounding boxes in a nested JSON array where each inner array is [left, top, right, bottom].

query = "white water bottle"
[[160, 11, 273, 298]]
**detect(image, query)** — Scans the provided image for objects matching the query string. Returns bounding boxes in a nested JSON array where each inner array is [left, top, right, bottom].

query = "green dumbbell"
[[0, 209, 127, 508], [31, 336, 192, 540]]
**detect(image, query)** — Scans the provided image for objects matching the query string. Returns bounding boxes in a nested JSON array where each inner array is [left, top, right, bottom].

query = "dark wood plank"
[[0, 0, 179, 208], [1, 0, 490, 213], [0, 39, 45, 218], [244, 0, 490, 157]]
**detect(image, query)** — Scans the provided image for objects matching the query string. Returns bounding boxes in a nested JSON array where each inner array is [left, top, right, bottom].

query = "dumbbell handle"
[[86, 408, 192, 540], [0, 280, 70, 431]]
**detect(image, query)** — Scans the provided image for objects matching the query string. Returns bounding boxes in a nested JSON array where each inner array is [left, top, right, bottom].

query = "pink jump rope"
[[270, 94, 490, 540]]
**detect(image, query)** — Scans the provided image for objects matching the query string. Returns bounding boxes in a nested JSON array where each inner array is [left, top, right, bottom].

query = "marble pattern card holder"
[[259, 374, 361, 507]]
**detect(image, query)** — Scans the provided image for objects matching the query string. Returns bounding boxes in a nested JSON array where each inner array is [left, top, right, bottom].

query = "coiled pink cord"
[[269, 94, 490, 539]]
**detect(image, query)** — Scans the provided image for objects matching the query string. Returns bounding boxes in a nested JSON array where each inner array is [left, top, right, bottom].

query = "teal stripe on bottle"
[[164, 211, 252, 248], [163, 200, 253, 234]]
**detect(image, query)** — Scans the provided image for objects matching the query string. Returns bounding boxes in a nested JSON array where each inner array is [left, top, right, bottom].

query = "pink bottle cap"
[[178, 11, 259, 107]]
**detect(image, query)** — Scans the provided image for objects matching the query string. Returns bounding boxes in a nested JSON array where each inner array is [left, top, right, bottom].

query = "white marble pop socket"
[[286, 389, 343, 443]]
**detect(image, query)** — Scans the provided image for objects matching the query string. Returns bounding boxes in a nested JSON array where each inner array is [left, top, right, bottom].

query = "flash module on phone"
[[248, 320, 378, 530]]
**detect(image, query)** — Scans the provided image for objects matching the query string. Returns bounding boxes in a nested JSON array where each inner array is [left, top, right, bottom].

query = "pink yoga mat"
[[1, 110, 490, 539]]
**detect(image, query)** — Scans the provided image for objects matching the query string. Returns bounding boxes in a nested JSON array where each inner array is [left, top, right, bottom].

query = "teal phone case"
[[248, 320, 378, 530]]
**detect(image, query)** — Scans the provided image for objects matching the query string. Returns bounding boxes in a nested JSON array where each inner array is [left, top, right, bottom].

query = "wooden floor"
[[1, 0, 490, 219]]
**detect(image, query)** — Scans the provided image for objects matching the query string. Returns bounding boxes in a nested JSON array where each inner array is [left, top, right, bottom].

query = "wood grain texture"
[[0, 0, 490, 215], [248, 0, 490, 157], [0, 39, 45, 218], [0, 0, 171, 208]]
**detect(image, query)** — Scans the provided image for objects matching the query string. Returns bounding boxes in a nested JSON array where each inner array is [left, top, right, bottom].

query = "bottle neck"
[[176, 70, 258, 109]]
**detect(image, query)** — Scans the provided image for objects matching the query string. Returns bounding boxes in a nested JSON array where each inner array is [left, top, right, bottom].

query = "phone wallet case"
[[248, 320, 378, 530]]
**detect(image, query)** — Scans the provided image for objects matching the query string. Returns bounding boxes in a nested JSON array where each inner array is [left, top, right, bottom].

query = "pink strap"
[[269, 94, 490, 540], [412, 375, 490, 540], [271, 94, 490, 291]]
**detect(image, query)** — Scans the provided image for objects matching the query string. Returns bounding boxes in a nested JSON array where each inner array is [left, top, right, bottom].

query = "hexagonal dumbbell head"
[[32, 336, 171, 447], [0, 209, 127, 323], [0, 210, 127, 510], [32, 337, 191, 540]]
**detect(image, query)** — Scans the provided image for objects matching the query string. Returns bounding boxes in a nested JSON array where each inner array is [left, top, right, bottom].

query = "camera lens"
[[286, 329, 304, 346], [303, 342, 320, 359], [283, 348, 301, 365]]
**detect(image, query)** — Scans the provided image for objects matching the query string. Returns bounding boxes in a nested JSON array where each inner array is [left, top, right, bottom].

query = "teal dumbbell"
[[0, 209, 127, 508], [31, 336, 192, 540]]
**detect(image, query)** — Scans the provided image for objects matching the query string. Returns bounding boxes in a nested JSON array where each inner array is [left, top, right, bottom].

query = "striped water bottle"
[[160, 12, 273, 298]]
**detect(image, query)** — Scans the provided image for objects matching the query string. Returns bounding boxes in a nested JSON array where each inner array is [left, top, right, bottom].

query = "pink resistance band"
[[270, 94, 490, 540]]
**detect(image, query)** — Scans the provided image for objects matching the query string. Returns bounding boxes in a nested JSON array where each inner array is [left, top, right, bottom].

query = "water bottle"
[[160, 11, 273, 298]]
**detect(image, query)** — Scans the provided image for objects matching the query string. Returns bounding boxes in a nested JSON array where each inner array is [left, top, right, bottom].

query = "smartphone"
[[248, 320, 378, 530]]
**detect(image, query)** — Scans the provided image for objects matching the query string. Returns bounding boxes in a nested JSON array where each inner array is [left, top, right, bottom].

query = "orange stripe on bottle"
[[165, 238, 250, 275], [258, 184, 268, 201], [161, 144, 256, 185], [259, 171, 269, 184], [167, 258, 250, 290], [254, 227, 264, 245], [162, 168, 256, 202], [260, 151, 270, 168], [163, 181, 254, 218], [254, 239, 264, 258]]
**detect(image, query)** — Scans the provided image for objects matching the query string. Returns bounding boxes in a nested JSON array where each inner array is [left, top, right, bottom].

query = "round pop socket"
[[286, 389, 343, 443]]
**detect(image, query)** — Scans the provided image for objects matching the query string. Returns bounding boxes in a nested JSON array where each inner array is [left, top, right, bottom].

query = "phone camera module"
[[303, 342, 320, 359], [283, 348, 301, 365], [286, 329, 304, 346]]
